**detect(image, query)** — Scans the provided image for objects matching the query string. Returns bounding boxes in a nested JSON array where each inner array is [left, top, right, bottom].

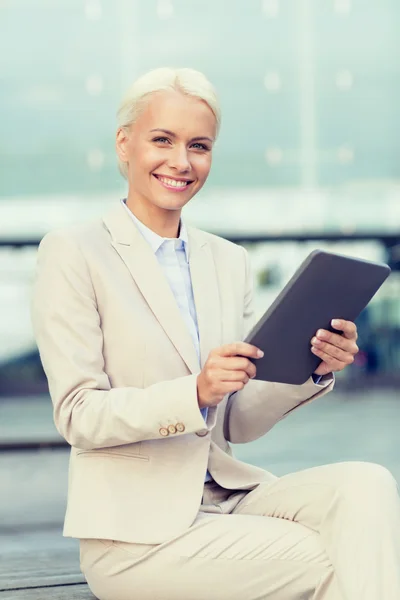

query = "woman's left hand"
[[311, 319, 359, 377]]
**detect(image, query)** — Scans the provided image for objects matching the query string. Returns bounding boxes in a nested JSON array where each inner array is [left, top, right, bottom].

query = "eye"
[[191, 142, 210, 151], [152, 137, 170, 144]]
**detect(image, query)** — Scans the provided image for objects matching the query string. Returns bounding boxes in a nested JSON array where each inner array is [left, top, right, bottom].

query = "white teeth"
[[158, 176, 189, 188]]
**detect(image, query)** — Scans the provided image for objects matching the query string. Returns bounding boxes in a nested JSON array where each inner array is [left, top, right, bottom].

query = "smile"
[[153, 174, 194, 191]]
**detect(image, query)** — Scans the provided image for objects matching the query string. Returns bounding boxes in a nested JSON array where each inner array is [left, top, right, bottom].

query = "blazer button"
[[196, 429, 208, 437], [168, 424, 177, 435], [176, 423, 185, 433], [159, 427, 169, 437]]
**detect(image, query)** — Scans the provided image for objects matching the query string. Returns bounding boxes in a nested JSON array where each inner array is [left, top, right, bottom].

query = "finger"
[[212, 358, 255, 380], [312, 331, 359, 354], [312, 341, 355, 363], [219, 357, 257, 379], [331, 319, 358, 340], [219, 369, 250, 383], [206, 357, 255, 382], [218, 342, 264, 359], [311, 346, 353, 371], [314, 362, 333, 377], [209, 380, 248, 401]]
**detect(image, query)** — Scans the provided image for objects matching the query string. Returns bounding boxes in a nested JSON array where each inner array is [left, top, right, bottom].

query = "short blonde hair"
[[116, 67, 221, 179]]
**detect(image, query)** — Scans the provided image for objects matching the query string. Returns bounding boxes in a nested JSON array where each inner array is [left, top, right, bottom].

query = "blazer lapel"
[[188, 228, 222, 368], [102, 203, 200, 374]]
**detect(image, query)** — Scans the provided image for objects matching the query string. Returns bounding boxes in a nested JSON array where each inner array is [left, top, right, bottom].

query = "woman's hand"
[[311, 319, 359, 377], [197, 342, 263, 409]]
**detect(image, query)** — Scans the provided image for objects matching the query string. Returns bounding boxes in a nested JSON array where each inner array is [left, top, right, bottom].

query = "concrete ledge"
[[0, 530, 83, 594], [0, 583, 95, 599]]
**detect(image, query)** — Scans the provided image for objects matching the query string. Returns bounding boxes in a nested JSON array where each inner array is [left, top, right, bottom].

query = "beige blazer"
[[31, 201, 333, 545]]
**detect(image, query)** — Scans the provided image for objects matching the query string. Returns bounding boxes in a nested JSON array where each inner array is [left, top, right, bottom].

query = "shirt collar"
[[121, 199, 190, 261]]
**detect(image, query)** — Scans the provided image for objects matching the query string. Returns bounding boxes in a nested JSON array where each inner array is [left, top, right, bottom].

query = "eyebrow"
[[149, 128, 214, 143]]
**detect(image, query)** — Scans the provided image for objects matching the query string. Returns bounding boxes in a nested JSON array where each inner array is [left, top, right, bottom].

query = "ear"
[[116, 127, 130, 165]]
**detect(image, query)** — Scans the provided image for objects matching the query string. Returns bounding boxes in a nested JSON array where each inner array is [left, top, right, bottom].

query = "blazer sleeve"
[[224, 246, 334, 444], [31, 231, 208, 450]]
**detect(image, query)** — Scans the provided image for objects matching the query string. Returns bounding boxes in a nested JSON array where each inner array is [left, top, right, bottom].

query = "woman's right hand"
[[196, 342, 264, 409]]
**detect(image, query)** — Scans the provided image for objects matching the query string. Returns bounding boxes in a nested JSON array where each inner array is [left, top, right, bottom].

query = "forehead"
[[135, 89, 217, 138]]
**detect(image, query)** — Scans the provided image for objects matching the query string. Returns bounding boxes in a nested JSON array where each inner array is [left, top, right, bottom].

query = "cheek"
[[193, 154, 212, 180], [131, 147, 165, 177]]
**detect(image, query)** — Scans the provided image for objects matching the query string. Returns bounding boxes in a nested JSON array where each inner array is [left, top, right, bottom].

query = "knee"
[[337, 461, 398, 497]]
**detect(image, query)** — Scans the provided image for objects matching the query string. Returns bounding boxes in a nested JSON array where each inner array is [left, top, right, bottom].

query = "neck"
[[125, 192, 181, 238]]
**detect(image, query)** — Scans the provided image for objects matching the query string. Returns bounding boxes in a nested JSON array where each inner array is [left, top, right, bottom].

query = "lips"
[[153, 174, 194, 191]]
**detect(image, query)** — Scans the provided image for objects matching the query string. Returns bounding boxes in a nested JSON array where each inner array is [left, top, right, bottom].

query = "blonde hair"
[[116, 67, 221, 179]]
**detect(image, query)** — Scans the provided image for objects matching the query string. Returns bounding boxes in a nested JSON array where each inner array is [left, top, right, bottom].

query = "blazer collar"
[[120, 199, 190, 262], [102, 202, 221, 374]]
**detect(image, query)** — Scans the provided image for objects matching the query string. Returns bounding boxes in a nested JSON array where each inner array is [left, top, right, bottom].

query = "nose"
[[168, 144, 191, 173]]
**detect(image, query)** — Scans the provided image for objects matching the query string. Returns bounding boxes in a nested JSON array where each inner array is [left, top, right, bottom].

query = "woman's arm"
[[31, 231, 208, 450], [223, 247, 334, 444]]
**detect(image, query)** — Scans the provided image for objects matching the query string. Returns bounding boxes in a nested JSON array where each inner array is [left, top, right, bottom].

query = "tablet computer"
[[244, 249, 391, 385]]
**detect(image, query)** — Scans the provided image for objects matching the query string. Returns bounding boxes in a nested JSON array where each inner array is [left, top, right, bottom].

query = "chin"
[[154, 192, 196, 210], [160, 199, 191, 211]]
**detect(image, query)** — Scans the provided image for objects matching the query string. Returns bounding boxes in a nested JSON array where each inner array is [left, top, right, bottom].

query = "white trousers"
[[80, 461, 400, 600]]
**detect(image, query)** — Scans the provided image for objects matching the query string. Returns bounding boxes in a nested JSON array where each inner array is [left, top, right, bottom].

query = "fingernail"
[[332, 319, 341, 328], [311, 337, 317, 344], [257, 350, 264, 358]]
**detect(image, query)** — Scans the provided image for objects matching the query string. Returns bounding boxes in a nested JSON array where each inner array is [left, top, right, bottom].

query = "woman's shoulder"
[[38, 216, 106, 249], [36, 216, 110, 268]]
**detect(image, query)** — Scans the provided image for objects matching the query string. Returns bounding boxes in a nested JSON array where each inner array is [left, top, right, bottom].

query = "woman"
[[31, 67, 400, 600]]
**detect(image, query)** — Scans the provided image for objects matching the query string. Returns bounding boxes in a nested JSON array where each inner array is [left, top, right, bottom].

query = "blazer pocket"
[[76, 442, 149, 461]]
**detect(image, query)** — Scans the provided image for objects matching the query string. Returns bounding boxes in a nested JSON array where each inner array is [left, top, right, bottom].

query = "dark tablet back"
[[244, 250, 391, 385]]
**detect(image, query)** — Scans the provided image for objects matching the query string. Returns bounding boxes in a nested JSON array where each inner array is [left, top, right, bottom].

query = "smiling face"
[[116, 89, 217, 237]]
